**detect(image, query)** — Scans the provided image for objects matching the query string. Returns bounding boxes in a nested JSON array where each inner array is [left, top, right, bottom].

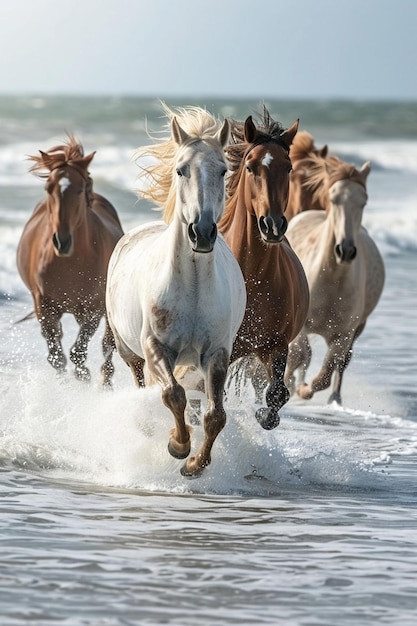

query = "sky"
[[1, 0, 416, 101]]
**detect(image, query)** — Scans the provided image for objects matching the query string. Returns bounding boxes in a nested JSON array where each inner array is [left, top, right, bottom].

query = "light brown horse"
[[284, 155, 385, 405], [17, 135, 124, 386], [218, 107, 310, 430]]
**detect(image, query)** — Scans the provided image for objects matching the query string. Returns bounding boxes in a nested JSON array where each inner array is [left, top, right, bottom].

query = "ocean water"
[[1, 96, 417, 625]]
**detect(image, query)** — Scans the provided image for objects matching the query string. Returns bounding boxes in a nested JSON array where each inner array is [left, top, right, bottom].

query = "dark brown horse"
[[218, 108, 310, 430], [16, 135, 124, 386]]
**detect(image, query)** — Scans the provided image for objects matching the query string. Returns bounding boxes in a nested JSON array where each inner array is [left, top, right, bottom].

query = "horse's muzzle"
[[188, 222, 217, 253], [52, 232, 73, 256], [335, 241, 357, 263], [258, 215, 288, 243]]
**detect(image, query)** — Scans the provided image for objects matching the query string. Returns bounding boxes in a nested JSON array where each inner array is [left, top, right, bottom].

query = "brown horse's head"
[[29, 136, 95, 257], [224, 109, 298, 244]]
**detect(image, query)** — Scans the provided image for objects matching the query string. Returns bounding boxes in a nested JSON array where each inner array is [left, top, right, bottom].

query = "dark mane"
[[28, 134, 86, 178]]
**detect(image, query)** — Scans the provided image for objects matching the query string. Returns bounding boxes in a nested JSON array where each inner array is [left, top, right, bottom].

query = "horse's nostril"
[[53, 232, 72, 255], [335, 243, 357, 262], [259, 215, 287, 241], [188, 223, 197, 244]]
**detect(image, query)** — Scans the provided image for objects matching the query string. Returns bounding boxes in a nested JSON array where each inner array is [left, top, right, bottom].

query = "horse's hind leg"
[[143, 336, 191, 461], [328, 325, 364, 404], [38, 304, 67, 373], [300, 334, 353, 401], [285, 330, 313, 398], [181, 348, 229, 477], [100, 317, 116, 388], [70, 316, 101, 382]]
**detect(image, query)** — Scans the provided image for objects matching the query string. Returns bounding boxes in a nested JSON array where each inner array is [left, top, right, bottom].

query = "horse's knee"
[[162, 382, 187, 415]]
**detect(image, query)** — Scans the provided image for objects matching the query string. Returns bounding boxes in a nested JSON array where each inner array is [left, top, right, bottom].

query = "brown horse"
[[218, 108, 310, 430], [16, 135, 124, 386], [284, 155, 385, 405]]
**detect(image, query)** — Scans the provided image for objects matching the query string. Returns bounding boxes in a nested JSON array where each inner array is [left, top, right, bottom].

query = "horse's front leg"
[[37, 302, 67, 373], [181, 348, 229, 478], [255, 345, 290, 430], [143, 336, 191, 461], [70, 314, 101, 382]]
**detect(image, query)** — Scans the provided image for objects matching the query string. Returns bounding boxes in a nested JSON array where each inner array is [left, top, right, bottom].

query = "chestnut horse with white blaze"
[[218, 107, 310, 430], [17, 136, 124, 386]]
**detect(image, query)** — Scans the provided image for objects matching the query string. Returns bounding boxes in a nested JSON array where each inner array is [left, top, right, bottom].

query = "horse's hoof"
[[180, 459, 205, 479], [297, 383, 313, 400], [168, 440, 190, 460], [255, 407, 280, 430], [328, 392, 342, 405]]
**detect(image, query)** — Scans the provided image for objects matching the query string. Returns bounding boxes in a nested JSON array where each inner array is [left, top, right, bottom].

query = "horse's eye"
[[246, 165, 252, 174], [176, 168, 183, 177]]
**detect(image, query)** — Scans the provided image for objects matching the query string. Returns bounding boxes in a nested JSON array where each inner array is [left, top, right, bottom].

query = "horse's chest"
[[151, 289, 226, 349]]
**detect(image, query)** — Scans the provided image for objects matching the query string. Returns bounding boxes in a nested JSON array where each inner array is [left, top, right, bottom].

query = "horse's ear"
[[78, 151, 96, 171], [172, 116, 190, 145], [319, 145, 328, 158], [360, 161, 371, 180], [244, 116, 257, 144], [280, 119, 299, 148], [39, 150, 54, 171], [217, 119, 230, 147]]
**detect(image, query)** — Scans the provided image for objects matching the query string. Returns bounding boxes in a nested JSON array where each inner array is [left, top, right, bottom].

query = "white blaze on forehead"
[[262, 152, 274, 167], [59, 177, 71, 193]]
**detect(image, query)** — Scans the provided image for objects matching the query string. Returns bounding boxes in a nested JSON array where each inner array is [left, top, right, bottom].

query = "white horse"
[[284, 156, 385, 405], [106, 105, 246, 478]]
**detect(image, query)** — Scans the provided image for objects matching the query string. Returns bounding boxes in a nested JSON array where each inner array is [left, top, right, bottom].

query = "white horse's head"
[[171, 115, 229, 253]]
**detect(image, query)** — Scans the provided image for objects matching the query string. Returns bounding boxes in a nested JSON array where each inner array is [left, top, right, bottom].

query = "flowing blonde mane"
[[135, 103, 227, 223], [28, 134, 86, 178]]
